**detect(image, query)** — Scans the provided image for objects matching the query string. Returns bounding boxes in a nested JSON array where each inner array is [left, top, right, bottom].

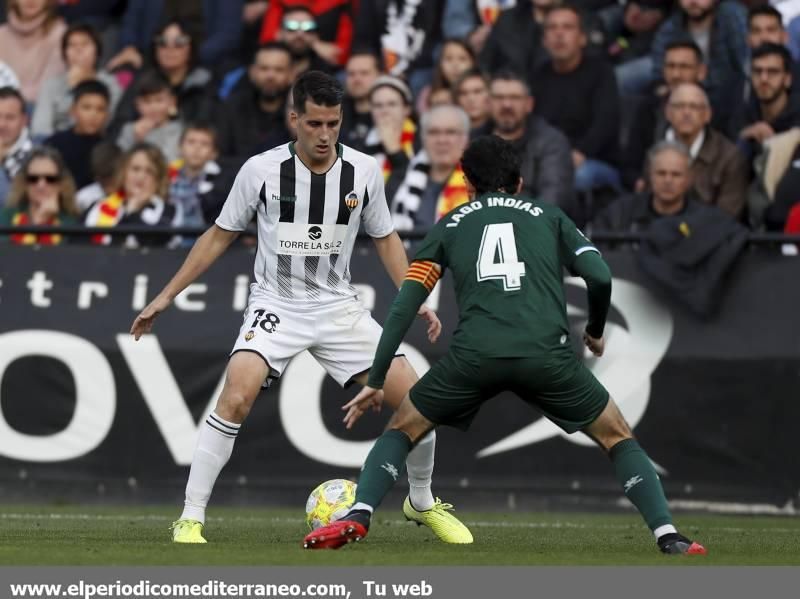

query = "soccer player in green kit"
[[303, 135, 706, 556]]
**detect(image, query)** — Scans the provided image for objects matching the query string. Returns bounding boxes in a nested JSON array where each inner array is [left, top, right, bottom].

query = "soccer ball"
[[305, 479, 357, 530]]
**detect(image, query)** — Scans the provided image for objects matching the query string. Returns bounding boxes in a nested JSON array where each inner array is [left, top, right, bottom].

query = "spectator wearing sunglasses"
[[106, 0, 243, 71], [258, 0, 355, 67], [277, 6, 340, 77], [0, 147, 79, 245], [108, 21, 215, 140]]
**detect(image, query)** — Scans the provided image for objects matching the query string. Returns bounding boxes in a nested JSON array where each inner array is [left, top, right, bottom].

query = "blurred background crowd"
[[1, 0, 800, 249]]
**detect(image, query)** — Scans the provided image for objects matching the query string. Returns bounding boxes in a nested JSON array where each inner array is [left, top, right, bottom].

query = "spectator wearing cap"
[[532, 5, 622, 194], [363, 75, 418, 203], [340, 51, 381, 152], [489, 71, 574, 209], [31, 23, 121, 138], [0, 0, 67, 104], [0, 87, 34, 207], [390, 104, 470, 232], [258, 0, 356, 68], [106, 0, 243, 71], [277, 5, 339, 77]]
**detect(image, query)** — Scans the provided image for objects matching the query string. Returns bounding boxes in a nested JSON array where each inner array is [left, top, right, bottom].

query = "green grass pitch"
[[1, 504, 798, 565]]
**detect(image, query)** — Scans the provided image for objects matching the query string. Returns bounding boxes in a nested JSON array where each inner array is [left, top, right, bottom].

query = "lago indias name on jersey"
[[445, 196, 544, 228]]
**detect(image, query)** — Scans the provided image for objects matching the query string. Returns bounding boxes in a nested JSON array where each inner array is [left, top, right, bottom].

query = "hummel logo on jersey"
[[380, 462, 399, 481], [271, 194, 297, 203], [624, 475, 644, 492], [345, 190, 359, 212], [308, 226, 322, 240]]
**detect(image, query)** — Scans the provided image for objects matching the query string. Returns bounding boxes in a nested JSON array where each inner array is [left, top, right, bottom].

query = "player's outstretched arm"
[[372, 232, 442, 342], [130, 225, 240, 340], [572, 251, 612, 356]]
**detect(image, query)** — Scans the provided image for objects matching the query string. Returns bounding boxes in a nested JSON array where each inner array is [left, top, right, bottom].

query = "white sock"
[[654, 524, 678, 540], [350, 502, 374, 514], [180, 412, 240, 524], [406, 429, 435, 511]]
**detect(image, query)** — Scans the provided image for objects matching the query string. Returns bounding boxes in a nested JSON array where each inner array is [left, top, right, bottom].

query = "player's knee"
[[217, 390, 254, 422]]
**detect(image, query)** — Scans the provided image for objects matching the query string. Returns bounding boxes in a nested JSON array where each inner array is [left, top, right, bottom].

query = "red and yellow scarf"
[[435, 163, 469, 222], [90, 191, 125, 244], [382, 118, 417, 182], [10, 211, 63, 245]]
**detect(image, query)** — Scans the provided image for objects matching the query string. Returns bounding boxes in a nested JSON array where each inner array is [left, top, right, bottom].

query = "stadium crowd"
[[2, 0, 800, 249]]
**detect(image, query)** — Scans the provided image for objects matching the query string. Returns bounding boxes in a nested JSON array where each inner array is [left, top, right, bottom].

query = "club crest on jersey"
[[245, 330, 255, 342], [345, 191, 359, 212]]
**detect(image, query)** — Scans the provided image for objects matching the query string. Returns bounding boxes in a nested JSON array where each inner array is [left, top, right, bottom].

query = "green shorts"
[[409, 349, 609, 434]]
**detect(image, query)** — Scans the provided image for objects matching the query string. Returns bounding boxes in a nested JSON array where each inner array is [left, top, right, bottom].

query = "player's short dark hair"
[[752, 42, 793, 71], [72, 79, 110, 105], [253, 40, 292, 65], [292, 70, 344, 114], [664, 39, 704, 63], [135, 71, 173, 97], [0, 86, 26, 112], [181, 120, 218, 146], [748, 4, 784, 28], [461, 135, 521, 196], [61, 22, 103, 66]]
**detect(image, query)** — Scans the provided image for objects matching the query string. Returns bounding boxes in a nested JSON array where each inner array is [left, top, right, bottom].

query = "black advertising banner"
[[0, 245, 798, 507]]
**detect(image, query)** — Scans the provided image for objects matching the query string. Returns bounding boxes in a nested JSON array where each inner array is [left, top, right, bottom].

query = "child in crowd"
[[44, 79, 109, 189], [116, 71, 182, 162], [168, 122, 221, 228]]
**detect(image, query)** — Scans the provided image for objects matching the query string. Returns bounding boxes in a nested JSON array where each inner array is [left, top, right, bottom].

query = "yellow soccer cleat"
[[170, 519, 207, 543], [403, 497, 473, 544]]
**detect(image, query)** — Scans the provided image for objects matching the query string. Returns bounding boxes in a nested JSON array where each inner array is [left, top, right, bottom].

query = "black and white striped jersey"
[[215, 141, 394, 303]]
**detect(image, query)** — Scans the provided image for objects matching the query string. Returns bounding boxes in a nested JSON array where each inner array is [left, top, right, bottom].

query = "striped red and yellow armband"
[[404, 260, 441, 293]]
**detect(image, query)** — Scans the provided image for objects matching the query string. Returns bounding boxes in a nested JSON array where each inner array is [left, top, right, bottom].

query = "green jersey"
[[413, 192, 598, 357]]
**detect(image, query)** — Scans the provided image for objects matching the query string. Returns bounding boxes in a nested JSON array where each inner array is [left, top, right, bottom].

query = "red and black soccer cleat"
[[658, 533, 707, 555], [302, 520, 369, 550]]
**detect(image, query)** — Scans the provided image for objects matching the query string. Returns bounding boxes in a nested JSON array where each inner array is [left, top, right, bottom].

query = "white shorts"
[[230, 290, 384, 388]]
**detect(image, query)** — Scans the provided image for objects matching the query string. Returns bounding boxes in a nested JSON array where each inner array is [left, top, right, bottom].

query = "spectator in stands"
[[85, 143, 181, 246], [106, 0, 243, 70], [109, 20, 215, 138], [0, 147, 79, 244], [735, 44, 800, 159], [745, 6, 800, 98], [428, 87, 456, 107], [417, 39, 477, 114], [216, 42, 293, 161], [454, 69, 492, 139], [259, 0, 355, 68], [747, 126, 800, 231], [241, 1, 270, 64], [443, 0, 517, 54], [649, 0, 748, 128], [168, 122, 220, 228], [56, 0, 123, 33], [44, 80, 110, 189], [116, 71, 182, 162], [663, 83, 747, 219], [489, 71, 574, 208], [480, 0, 546, 77], [363, 76, 418, 203], [390, 104, 470, 231], [31, 23, 120, 138], [75, 140, 121, 213], [354, 0, 446, 94], [0, 0, 67, 104], [622, 39, 708, 189], [533, 5, 621, 193], [277, 5, 339, 77], [595, 140, 702, 231], [0, 87, 33, 206], [0, 62, 20, 89], [610, 0, 669, 95], [340, 51, 381, 152]]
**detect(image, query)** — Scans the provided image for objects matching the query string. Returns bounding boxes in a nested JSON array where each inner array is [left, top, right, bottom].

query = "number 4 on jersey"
[[476, 223, 526, 291]]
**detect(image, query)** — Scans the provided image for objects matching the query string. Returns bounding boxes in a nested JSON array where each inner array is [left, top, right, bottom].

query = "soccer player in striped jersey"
[[303, 135, 706, 556], [130, 71, 472, 545]]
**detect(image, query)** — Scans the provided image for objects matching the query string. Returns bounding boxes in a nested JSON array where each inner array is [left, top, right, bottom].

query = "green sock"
[[355, 429, 414, 509], [609, 438, 673, 531]]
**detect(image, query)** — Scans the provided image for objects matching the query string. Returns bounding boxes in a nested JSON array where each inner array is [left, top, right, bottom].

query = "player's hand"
[[417, 305, 441, 343], [583, 331, 605, 357], [342, 386, 384, 429], [130, 295, 172, 340]]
